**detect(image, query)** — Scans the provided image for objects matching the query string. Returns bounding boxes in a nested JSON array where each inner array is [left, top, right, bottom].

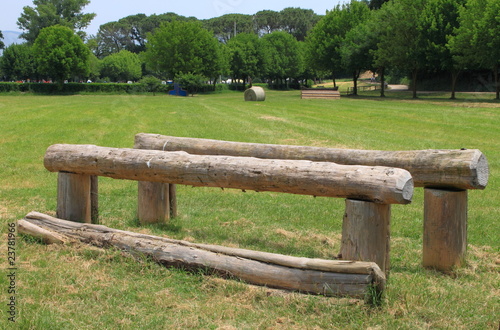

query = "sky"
[[1, 0, 343, 36]]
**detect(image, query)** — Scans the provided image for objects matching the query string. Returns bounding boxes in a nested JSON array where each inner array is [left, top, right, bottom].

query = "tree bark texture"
[[17, 212, 386, 301], [134, 134, 489, 190], [44, 144, 413, 205]]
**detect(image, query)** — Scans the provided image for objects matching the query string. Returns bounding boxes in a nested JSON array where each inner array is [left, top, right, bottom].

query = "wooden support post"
[[56, 172, 92, 223], [423, 188, 467, 271], [169, 183, 177, 218], [340, 199, 391, 274], [90, 175, 99, 224], [138, 181, 170, 224]]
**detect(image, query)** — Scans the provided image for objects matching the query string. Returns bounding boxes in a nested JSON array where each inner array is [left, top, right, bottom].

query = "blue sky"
[[1, 0, 343, 36]]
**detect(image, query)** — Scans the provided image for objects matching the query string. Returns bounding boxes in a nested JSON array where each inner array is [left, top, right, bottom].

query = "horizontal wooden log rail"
[[135, 134, 488, 190], [18, 212, 386, 303], [301, 88, 341, 100], [135, 134, 490, 272], [44, 144, 413, 205]]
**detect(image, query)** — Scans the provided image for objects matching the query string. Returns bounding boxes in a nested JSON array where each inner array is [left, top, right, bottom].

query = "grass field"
[[1, 89, 499, 329]]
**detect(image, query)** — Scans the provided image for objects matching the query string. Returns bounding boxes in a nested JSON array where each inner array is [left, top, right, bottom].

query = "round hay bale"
[[244, 86, 266, 101]]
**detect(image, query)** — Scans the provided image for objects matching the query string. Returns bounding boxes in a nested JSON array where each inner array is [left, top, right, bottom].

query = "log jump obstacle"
[[301, 88, 341, 99], [134, 134, 489, 272], [43, 143, 414, 277]]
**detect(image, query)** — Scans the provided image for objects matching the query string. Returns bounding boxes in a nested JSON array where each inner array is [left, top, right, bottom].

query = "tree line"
[[0, 0, 498, 99]]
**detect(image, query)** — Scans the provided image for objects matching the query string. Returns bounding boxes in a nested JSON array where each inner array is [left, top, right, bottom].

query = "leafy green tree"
[[87, 53, 101, 81], [92, 21, 130, 58], [100, 50, 142, 82], [373, 0, 427, 98], [32, 25, 90, 86], [419, 0, 465, 99], [254, 10, 281, 36], [367, 0, 390, 10], [226, 33, 265, 88], [449, 0, 500, 99], [0, 31, 4, 50], [306, 1, 370, 87], [279, 8, 320, 41], [145, 20, 221, 80], [261, 31, 302, 87], [91, 13, 197, 58], [340, 10, 375, 95], [0, 44, 36, 81], [17, 0, 96, 44], [203, 14, 254, 43]]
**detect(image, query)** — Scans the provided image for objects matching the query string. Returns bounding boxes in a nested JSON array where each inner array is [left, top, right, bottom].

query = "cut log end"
[[474, 152, 489, 189], [400, 175, 414, 204]]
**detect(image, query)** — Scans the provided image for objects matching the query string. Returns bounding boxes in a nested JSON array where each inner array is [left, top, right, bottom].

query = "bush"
[[140, 76, 162, 95], [0, 82, 153, 94], [176, 73, 206, 96]]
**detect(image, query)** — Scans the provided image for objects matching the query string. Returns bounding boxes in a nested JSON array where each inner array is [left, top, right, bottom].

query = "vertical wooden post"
[[340, 199, 391, 274], [57, 172, 92, 223], [90, 175, 99, 224], [169, 184, 177, 218], [137, 181, 170, 224], [423, 188, 467, 271]]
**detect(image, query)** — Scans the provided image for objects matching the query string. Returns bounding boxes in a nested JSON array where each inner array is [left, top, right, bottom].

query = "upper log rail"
[[135, 133, 489, 190], [44, 144, 413, 205]]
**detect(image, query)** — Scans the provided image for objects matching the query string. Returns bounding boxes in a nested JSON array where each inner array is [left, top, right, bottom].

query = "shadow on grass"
[[129, 217, 183, 234], [346, 90, 499, 104]]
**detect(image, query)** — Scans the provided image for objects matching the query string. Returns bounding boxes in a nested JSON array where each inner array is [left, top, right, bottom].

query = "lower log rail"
[[18, 212, 386, 304]]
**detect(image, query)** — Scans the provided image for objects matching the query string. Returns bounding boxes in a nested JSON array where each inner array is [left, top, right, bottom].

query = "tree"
[[0, 31, 4, 50], [0, 44, 36, 81], [419, 0, 465, 99], [279, 8, 320, 41], [145, 20, 221, 80], [367, 0, 390, 10], [203, 14, 254, 43], [32, 25, 90, 86], [90, 13, 197, 58], [306, 1, 370, 87], [261, 31, 302, 87], [373, 0, 427, 98], [17, 0, 96, 44], [92, 21, 130, 58], [340, 12, 376, 95], [254, 10, 281, 36], [226, 33, 265, 88], [449, 0, 500, 99], [100, 50, 142, 82]]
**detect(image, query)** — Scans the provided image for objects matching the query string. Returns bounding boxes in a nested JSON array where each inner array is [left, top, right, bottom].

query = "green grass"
[[1, 90, 499, 328]]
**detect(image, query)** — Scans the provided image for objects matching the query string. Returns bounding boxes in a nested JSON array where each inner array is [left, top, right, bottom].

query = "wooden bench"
[[301, 88, 340, 99], [134, 134, 490, 272]]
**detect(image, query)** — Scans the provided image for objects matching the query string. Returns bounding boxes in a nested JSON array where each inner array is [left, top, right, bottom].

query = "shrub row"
[[0, 82, 217, 94]]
